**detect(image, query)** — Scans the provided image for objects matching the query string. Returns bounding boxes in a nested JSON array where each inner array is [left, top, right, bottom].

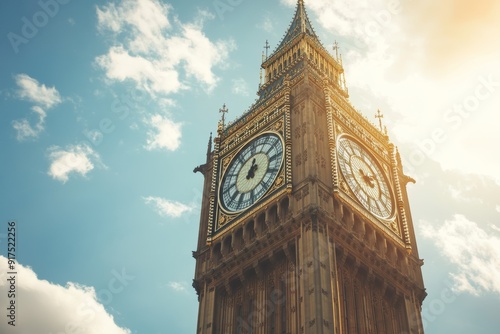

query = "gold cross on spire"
[[333, 40, 339, 62], [375, 109, 384, 131], [219, 103, 229, 128]]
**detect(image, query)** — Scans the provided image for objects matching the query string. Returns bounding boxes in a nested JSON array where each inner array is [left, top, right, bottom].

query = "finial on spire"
[[219, 103, 229, 128], [264, 40, 270, 59], [298, 0, 306, 32], [206, 132, 212, 158], [333, 40, 340, 62], [375, 109, 384, 132]]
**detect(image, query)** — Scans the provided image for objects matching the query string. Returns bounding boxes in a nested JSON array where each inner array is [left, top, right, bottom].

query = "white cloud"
[[12, 118, 39, 140], [421, 215, 500, 296], [168, 281, 188, 292], [143, 196, 193, 218], [257, 15, 275, 33], [12, 74, 61, 141], [0, 256, 131, 334], [231, 78, 250, 96], [144, 114, 182, 151], [97, 0, 171, 49], [448, 185, 483, 204], [95, 45, 185, 95], [96, 0, 234, 96], [496, 205, 500, 213], [47, 144, 104, 183], [14, 73, 62, 109], [12, 106, 46, 140]]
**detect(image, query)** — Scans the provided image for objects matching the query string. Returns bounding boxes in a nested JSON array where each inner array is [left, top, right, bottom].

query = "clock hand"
[[246, 158, 258, 179], [359, 169, 375, 188]]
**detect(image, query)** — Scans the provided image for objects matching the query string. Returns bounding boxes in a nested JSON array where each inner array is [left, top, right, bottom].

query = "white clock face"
[[337, 136, 394, 219], [220, 133, 283, 213]]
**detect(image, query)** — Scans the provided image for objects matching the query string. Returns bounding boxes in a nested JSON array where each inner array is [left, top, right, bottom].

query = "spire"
[[274, 0, 321, 53], [206, 132, 212, 160], [259, 51, 265, 87]]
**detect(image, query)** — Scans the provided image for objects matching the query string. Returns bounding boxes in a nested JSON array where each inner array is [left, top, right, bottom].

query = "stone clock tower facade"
[[193, 1, 426, 333]]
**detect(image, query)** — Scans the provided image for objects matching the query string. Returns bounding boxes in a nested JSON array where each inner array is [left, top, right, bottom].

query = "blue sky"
[[1, 0, 499, 333]]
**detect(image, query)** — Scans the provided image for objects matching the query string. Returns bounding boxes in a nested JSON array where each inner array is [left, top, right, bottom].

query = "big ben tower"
[[193, 1, 426, 333]]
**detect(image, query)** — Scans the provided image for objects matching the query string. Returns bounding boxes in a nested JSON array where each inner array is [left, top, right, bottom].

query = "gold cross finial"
[[333, 40, 340, 62], [264, 40, 270, 59], [375, 109, 384, 131], [219, 103, 229, 128]]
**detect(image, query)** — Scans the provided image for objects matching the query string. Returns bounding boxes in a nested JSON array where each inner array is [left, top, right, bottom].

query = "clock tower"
[[193, 1, 426, 333]]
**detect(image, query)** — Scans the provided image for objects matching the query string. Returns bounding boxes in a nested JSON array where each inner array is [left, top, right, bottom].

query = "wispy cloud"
[[257, 15, 275, 33], [231, 78, 250, 96], [448, 184, 483, 204], [168, 281, 188, 292], [0, 256, 131, 334], [143, 196, 193, 218], [12, 74, 61, 141], [15, 74, 62, 109], [12, 106, 46, 141], [144, 114, 182, 151], [491, 224, 500, 233], [421, 214, 500, 296], [47, 144, 104, 183]]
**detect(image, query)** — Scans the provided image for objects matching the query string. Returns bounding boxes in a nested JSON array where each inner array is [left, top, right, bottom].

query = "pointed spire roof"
[[274, 0, 321, 53]]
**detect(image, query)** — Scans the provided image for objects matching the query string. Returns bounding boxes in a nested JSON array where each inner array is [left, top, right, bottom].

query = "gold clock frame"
[[217, 130, 286, 215]]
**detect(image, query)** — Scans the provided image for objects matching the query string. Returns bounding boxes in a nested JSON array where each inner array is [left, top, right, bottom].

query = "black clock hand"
[[246, 158, 258, 179]]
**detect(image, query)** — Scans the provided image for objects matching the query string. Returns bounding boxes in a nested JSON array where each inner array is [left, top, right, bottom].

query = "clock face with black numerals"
[[220, 133, 284, 213], [337, 136, 394, 219]]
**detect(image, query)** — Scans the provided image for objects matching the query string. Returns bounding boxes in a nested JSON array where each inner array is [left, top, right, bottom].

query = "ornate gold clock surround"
[[207, 91, 293, 243]]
